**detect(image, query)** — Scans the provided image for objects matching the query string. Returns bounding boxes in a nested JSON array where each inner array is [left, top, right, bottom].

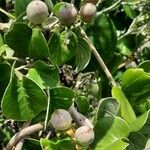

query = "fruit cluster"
[[26, 0, 97, 25], [50, 109, 95, 148]]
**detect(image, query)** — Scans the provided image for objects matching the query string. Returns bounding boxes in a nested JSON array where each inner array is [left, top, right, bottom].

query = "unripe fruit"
[[84, 0, 99, 5], [80, 3, 96, 23], [50, 109, 72, 131], [74, 126, 95, 146], [90, 83, 99, 97], [58, 3, 78, 25], [26, 0, 49, 25]]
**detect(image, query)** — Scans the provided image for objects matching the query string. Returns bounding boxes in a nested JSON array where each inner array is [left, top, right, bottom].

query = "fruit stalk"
[[80, 27, 117, 87], [68, 104, 86, 126], [6, 123, 43, 150], [0, 8, 15, 19]]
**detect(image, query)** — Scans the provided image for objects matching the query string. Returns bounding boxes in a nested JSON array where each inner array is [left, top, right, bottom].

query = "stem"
[[0, 22, 10, 31], [14, 139, 24, 150], [80, 28, 117, 87], [15, 70, 23, 80], [97, 0, 122, 16], [14, 64, 31, 71], [44, 87, 50, 130], [6, 123, 44, 150], [0, 8, 15, 19], [68, 104, 85, 126], [4, 56, 26, 63], [42, 18, 59, 31], [14, 122, 31, 150]]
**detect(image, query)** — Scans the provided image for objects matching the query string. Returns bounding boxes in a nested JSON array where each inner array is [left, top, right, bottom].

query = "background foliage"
[[0, 0, 150, 149]]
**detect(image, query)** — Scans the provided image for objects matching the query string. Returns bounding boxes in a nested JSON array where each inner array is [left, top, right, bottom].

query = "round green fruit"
[[90, 83, 100, 97], [74, 126, 95, 146], [50, 109, 72, 131], [58, 3, 78, 25], [26, 0, 49, 25], [80, 3, 96, 23]]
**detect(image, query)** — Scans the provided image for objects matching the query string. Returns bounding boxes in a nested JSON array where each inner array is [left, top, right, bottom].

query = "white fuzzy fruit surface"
[[50, 109, 72, 131], [26, 0, 49, 24], [75, 125, 95, 146]]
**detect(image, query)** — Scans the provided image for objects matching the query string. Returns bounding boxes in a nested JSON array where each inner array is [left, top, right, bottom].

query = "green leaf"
[[112, 86, 136, 124], [92, 116, 129, 150], [0, 33, 4, 47], [15, 12, 27, 23], [48, 29, 61, 65], [0, 33, 4, 56], [4, 23, 32, 57], [31, 110, 47, 124], [122, 0, 138, 19], [129, 110, 150, 132], [121, 69, 150, 103], [127, 132, 150, 150], [138, 60, 150, 73], [50, 87, 75, 110], [92, 97, 129, 149], [44, 0, 53, 11], [117, 35, 136, 56], [52, 2, 65, 16], [23, 138, 42, 150], [0, 63, 11, 101], [2, 69, 47, 121], [48, 30, 77, 65], [75, 95, 89, 115], [102, 139, 129, 150], [14, 0, 32, 17], [117, 42, 132, 56], [29, 28, 49, 59], [27, 61, 59, 89], [60, 30, 77, 64], [40, 138, 74, 150], [126, 111, 150, 150], [87, 13, 117, 63], [75, 38, 91, 71], [107, 53, 123, 74], [0, 44, 14, 57], [95, 97, 120, 123]]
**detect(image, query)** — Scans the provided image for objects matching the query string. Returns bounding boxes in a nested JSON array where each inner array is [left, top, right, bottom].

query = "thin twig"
[[0, 8, 15, 19], [4, 56, 26, 63], [14, 122, 31, 150], [44, 87, 50, 130], [14, 64, 32, 71], [6, 123, 44, 150], [97, 0, 122, 16], [80, 28, 117, 87], [42, 19, 59, 31], [14, 139, 24, 150]]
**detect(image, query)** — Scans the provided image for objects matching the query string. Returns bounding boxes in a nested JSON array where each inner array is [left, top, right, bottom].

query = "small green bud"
[[90, 83, 100, 97]]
